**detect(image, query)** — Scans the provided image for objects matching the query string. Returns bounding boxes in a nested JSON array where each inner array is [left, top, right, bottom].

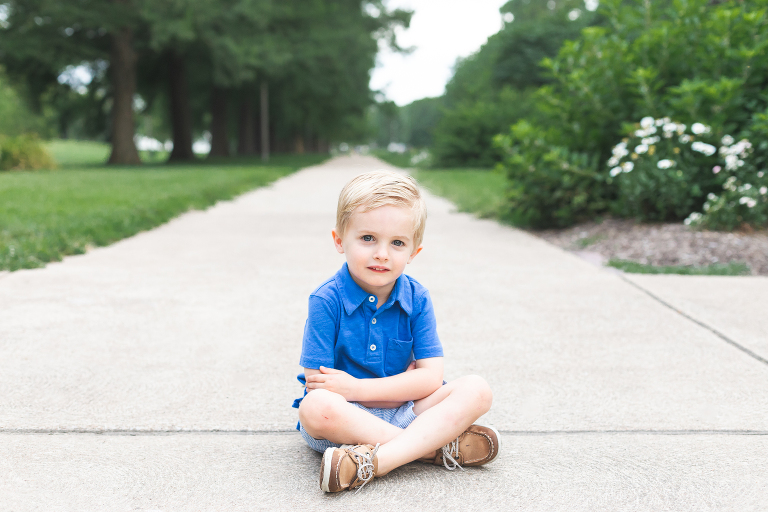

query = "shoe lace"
[[440, 438, 465, 471], [350, 443, 380, 494]]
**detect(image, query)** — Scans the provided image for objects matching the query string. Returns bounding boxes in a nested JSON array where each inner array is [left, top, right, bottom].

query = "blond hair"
[[336, 170, 427, 250]]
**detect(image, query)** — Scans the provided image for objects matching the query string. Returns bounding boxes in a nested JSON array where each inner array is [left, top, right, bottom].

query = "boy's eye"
[[392, 240, 405, 247], [362, 235, 374, 242]]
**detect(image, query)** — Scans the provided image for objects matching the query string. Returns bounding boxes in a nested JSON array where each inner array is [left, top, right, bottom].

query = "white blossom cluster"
[[608, 117, 714, 178], [719, 137, 752, 171]]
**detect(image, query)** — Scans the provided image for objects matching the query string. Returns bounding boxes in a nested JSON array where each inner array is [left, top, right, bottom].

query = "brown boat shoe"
[[320, 443, 380, 493], [420, 424, 501, 470]]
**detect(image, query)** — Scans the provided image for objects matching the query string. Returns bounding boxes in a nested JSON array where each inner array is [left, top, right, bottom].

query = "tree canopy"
[[0, 0, 411, 163]]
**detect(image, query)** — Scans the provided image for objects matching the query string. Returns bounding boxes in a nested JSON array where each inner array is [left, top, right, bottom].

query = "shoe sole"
[[320, 446, 336, 492], [475, 422, 502, 465]]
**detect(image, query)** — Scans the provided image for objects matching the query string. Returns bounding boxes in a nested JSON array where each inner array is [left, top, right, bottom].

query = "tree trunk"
[[209, 86, 229, 157], [260, 80, 269, 162], [107, 27, 141, 165], [168, 52, 195, 161], [238, 94, 256, 155]]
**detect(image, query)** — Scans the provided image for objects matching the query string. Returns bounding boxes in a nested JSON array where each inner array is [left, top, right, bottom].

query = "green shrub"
[[495, 121, 609, 228], [0, 135, 57, 171], [607, 117, 721, 221], [497, 0, 768, 229]]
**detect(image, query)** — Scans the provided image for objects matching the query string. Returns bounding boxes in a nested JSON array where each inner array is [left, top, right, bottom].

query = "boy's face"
[[332, 205, 422, 299]]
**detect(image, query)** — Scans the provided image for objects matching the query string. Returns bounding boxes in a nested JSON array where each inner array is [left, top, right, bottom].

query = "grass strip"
[[1, 142, 327, 271], [371, 149, 414, 169], [413, 168, 507, 219], [608, 259, 751, 276]]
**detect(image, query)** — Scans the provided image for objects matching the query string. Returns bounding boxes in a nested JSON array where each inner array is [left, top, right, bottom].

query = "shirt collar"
[[335, 263, 413, 316]]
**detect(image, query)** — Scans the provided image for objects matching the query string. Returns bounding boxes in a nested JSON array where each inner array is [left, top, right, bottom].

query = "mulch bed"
[[534, 218, 768, 276]]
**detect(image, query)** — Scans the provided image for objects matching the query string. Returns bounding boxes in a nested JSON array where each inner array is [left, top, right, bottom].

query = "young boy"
[[294, 170, 499, 493]]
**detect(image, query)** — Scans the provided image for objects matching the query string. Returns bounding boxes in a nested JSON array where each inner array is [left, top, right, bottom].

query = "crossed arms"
[[304, 356, 443, 409]]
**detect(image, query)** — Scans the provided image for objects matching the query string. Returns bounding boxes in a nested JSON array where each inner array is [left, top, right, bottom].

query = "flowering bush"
[[607, 117, 721, 221], [685, 136, 768, 230]]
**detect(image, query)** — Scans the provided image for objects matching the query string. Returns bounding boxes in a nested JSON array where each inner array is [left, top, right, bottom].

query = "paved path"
[[1, 155, 766, 511]]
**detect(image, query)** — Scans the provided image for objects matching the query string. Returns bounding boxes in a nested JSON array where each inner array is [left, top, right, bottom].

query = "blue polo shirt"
[[300, 263, 443, 378]]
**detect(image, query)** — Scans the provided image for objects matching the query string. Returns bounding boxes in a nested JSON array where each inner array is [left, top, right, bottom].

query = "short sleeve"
[[299, 295, 339, 369], [411, 291, 444, 360]]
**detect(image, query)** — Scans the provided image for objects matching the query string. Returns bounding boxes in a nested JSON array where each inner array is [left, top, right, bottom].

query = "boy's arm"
[[304, 357, 443, 403]]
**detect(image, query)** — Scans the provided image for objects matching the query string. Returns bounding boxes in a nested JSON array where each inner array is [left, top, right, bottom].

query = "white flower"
[[713, 165, 722, 174], [608, 156, 620, 167], [663, 123, 677, 134], [691, 141, 716, 156], [657, 159, 675, 169], [635, 144, 649, 154], [707, 193, 718, 201], [655, 118, 665, 127], [676, 123, 686, 135], [739, 197, 757, 208], [725, 154, 739, 170], [640, 117, 655, 129], [722, 134, 735, 146], [741, 184, 752, 191], [724, 177, 738, 191], [684, 212, 703, 225], [641, 136, 660, 145], [691, 123, 710, 134], [760, 187, 767, 195], [622, 161, 634, 172], [758, 171, 765, 178], [611, 143, 628, 158], [679, 134, 692, 144], [610, 167, 622, 177]]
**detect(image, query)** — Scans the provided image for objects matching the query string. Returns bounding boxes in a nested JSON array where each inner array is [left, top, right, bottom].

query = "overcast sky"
[[369, 0, 509, 106]]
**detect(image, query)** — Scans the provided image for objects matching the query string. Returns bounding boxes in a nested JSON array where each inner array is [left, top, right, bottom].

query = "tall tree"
[[0, 0, 144, 164]]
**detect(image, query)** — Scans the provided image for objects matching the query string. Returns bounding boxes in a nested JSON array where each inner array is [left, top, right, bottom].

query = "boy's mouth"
[[367, 266, 389, 272]]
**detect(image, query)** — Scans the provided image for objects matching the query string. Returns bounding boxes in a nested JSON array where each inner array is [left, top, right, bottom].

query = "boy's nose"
[[374, 244, 389, 260]]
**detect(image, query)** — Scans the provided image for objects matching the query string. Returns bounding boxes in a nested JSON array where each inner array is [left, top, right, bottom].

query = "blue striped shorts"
[[299, 400, 417, 453]]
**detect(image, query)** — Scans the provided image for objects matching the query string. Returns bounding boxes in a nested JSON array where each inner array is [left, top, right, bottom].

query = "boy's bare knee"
[[298, 389, 345, 433], [459, 375, 493, 413]]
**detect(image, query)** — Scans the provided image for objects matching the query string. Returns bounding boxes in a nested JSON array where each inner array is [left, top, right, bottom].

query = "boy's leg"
[[375, 375, 493, 475], [299, 388, 405, 448]]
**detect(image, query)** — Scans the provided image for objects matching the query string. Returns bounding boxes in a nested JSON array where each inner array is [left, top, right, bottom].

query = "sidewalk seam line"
[[620, 275, 768, 367], [1, 429, 766, 436]]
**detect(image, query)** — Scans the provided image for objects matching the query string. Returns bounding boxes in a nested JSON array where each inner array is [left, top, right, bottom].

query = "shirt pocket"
[[385, 338, 414, 376]]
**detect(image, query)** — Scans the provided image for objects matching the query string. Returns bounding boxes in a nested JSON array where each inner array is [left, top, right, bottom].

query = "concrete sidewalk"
[[1, 155, 766, 511]]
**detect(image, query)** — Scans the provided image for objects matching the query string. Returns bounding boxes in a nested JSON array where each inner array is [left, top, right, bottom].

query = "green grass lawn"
[[370, 149, 414, 169], [0, 140, 328, 271], [414, 168, 507, 219]]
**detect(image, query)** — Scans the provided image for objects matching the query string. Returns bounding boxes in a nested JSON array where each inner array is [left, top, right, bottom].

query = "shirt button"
[[370, 344, 376, 351], [368, 296, 376, 303], [371, 318, 377, 325]]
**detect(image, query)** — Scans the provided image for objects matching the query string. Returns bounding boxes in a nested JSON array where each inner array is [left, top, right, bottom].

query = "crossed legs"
[[298, 375, 493, 475]]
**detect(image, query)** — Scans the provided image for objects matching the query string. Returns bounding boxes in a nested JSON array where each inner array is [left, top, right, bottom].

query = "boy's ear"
[[331, 230, 345, 254], [407, 245, 423, 263]]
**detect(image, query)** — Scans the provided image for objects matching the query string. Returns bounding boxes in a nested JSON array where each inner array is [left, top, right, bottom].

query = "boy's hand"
[[305, 366, 359, 400]]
